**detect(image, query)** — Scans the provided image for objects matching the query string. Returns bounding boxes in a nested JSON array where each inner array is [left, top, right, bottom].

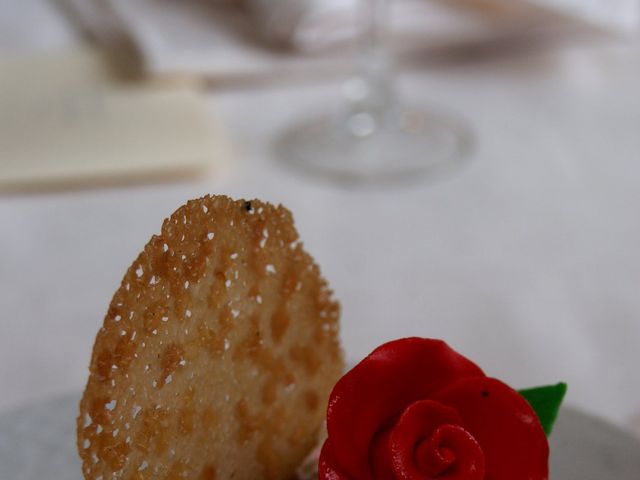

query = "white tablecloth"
[[2, 0, 640, 438]]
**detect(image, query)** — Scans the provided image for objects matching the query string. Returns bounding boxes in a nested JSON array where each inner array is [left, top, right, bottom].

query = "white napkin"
[[0, 48, 226, 191], [59, 0, 605, 82]]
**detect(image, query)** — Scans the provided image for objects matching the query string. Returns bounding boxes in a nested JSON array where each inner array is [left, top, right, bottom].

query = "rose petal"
[[319, 440, 351, 480], [432, 377, 549, 480], [369, 429, 395, 479], [388, 400, 484, 479], [326, 338, 484, 479], [415, 431, 456, 476], [415, 425, 485, 479], [388, 400, 461, 477]]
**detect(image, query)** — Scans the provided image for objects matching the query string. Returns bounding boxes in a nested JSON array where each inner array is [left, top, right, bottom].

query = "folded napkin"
[[58, 0, 608, 83], [0, 48, 226, 192]]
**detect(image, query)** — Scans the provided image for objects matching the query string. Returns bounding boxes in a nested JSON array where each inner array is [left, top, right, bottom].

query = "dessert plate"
[[0, 393, 638, 479]]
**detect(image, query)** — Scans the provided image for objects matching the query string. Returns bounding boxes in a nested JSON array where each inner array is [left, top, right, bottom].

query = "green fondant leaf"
[[519, 382, 567, 436]]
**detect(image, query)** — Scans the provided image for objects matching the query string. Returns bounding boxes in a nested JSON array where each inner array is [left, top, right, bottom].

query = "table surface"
[[2, 0, 640, 440]]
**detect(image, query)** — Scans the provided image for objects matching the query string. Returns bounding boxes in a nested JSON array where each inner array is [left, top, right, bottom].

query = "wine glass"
[[276, 0, 473, 185]]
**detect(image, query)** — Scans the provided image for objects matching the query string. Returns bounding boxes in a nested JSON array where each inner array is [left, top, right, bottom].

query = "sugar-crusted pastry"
[[77, 195, 343, 480]]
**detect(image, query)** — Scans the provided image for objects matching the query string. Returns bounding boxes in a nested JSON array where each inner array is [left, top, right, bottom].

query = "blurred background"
[[1, 0, 640, 476]]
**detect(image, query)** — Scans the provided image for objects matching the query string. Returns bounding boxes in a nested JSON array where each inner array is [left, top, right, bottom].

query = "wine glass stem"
[[343, 0, 398, 137]]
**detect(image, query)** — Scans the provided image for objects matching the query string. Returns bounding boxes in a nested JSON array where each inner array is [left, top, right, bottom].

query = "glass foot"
[[276, 108, 473, 186]]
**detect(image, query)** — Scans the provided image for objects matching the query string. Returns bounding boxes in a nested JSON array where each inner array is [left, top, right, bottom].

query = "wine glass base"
[[276, 109, 473, 186]]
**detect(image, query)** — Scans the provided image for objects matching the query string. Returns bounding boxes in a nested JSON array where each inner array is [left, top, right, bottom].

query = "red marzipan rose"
[[319, 338, 549, 480]]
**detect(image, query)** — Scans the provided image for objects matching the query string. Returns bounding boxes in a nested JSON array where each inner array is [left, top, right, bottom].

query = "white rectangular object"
[[0, 48, 226, 190]]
